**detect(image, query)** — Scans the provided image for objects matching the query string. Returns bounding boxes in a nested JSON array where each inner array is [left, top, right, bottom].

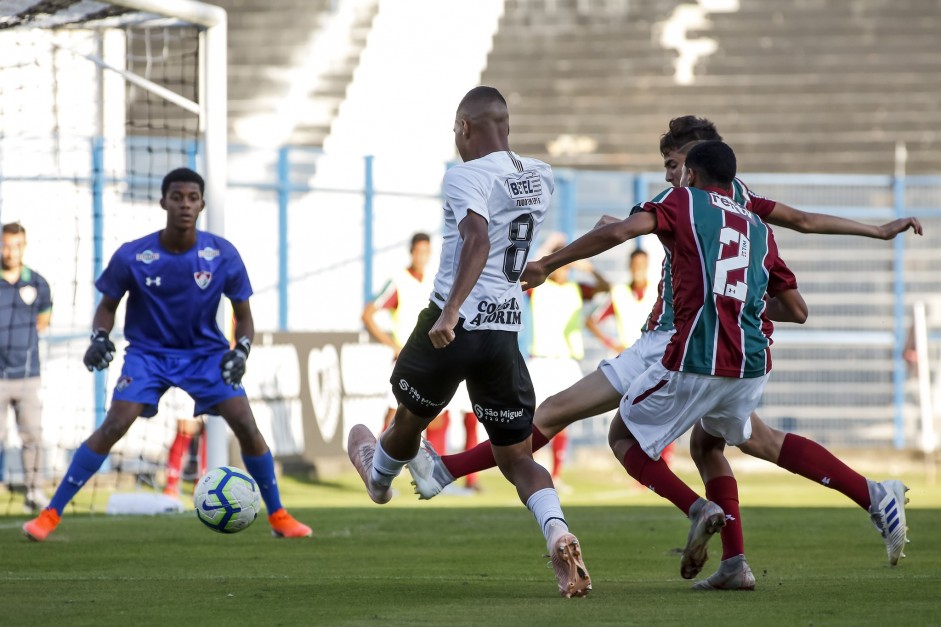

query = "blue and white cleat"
[[869, 479, 910, 566], [406, 437, 455, 500]]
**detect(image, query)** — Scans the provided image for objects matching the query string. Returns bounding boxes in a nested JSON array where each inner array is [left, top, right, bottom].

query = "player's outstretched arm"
[[764, 289, 808, 324], [767, 202, 923, 239], [523, 212, 657, 289], [429, 211, 489, 349], [83, 295, 120, 371]]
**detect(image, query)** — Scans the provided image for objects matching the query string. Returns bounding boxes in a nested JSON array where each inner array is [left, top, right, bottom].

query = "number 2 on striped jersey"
[[713, 227, 749, 302]]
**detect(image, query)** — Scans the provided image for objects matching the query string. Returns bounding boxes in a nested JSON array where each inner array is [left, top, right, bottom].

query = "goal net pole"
[[111, 0, 230, 470]]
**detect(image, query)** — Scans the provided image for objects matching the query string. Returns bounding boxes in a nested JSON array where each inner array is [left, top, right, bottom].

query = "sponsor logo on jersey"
[[468, 296, 522, 327], [18, 285, 37, 305], [504, 170, 543, 206], [115, 375, 133, 391], [135, 250, 160, 264], [145, 276, 161, 287], [397, 378, 447, 409], [197, 247, 220, 261], [194, 271, 212, 289], [473, 403, 523, 423], [708, 192, 752, 219]]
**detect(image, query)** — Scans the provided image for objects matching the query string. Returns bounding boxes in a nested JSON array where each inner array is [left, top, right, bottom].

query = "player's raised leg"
[[701, 415, 910, 565], [23, 400, 143, 541], [408, 368, 621, 498], [215, 396, 311, 538], [349, 403, 430, 504]]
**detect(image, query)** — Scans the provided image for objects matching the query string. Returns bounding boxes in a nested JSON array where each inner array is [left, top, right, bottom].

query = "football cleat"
[[268, 508, 312, 538], [869, 479, 910, 566], [681, 499, 726, 579], [692, 554, 755, 591], [407, 437, 455, 500], [347, 424, 393, 504], [23, 507, 61, 542], [548, 529, 592, 598]]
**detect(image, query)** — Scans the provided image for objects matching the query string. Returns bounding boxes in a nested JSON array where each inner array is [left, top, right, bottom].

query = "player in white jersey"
[[347, 86, 590, 598]]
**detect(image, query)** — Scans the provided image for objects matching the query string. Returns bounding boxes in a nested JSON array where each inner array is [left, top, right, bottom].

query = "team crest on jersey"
[[116, 375, 132, 391], [135, 250, 160, 264], [18, 285, 37, 305], [194, 271, 212, 289], [504, 170, 543, 206], [197, 247, 220, 261]]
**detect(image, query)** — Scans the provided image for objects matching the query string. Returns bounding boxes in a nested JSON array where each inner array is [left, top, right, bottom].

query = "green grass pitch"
[[3, 467, 939, 626]]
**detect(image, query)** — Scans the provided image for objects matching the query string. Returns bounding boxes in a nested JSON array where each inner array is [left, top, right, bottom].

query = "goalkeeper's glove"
[[84, 329, 116, 372], [220, 336, 251, 388]]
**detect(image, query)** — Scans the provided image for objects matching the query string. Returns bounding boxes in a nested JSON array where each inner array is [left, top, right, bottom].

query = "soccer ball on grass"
[[193, 466, 261, 533]]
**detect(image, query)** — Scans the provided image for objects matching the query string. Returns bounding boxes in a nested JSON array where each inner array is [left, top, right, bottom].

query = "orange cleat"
[[23, 508, 61, 542], [268, 508, 312, 538]]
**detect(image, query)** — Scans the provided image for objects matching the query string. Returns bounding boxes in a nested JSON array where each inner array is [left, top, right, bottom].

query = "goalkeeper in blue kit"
[[23, 168, 311, 541]]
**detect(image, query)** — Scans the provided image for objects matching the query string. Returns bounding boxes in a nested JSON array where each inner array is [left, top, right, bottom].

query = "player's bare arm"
[[523, 211, 657, 289], [428, 210, 489, 349], [767, 202, 923, 239], [91, 294, 121, 335], [36, 309, 52, 332], [231, 298, 255, 344], [592, 214, 622, 229], [764, 288, 808, 324], [361, 301, 398, 353]]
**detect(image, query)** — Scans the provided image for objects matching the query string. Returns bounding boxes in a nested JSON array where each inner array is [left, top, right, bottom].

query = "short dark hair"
[[629, 248, 648, 261], [659, 116, 722, 157], [161, 167, 205, 198], [457, 86, 507, 114], [684, 141, 737, 186], [2, 223, 25, 236], [410, 232, 431, 251]]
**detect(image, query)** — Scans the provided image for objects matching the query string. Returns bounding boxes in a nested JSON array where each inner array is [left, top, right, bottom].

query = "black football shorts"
[[391, 304, 535, 446]]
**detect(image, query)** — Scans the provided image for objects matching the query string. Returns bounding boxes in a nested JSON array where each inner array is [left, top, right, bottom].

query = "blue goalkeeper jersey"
[[95, 230, 252, 356]]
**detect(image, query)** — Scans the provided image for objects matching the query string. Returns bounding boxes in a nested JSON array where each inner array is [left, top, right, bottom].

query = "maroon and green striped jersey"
[[636, 185, 797, 378], [641, 177, 777, 334]]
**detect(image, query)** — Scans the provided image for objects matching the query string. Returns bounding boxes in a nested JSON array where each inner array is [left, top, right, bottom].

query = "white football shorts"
[[621, 361, 768, 460], [598, 330, 674, 395]]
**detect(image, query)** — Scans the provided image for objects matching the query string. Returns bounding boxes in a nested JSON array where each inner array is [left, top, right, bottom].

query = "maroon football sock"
[[705, 475, 744, 560], [165, 433, 192, 491], [777, 433, 870, 510], [621, 445, 699, 516], [442, 426, 551, 479]]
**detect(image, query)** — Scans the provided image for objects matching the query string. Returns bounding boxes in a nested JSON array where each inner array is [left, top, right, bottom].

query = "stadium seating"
[[482, 0, 941, 174]]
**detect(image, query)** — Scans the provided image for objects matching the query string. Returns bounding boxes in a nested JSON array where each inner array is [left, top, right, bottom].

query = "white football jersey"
[[431, 150, 553, 331]]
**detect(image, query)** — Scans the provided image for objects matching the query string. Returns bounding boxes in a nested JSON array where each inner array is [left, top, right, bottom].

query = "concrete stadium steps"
[[215, 0, 378, 147], [482, 0, 941, 174]]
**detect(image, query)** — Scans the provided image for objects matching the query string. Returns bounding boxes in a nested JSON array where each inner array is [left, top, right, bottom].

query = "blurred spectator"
[[0, 223, 52, 512], [527, 235, 609, 488]]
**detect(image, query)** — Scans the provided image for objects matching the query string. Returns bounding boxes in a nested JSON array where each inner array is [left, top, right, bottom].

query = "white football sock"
[[526, 488, 569, 551], [370, 441, 407, 488]]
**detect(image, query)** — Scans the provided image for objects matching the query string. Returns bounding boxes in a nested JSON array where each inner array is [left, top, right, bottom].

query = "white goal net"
[[0, 0, 226, 513]]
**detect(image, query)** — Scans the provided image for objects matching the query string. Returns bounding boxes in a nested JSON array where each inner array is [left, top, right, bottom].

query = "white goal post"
[[0, 0, 233, 507]]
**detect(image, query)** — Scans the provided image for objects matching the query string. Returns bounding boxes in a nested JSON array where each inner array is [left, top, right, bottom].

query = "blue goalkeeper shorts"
[[111, 350, 246, 418]]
